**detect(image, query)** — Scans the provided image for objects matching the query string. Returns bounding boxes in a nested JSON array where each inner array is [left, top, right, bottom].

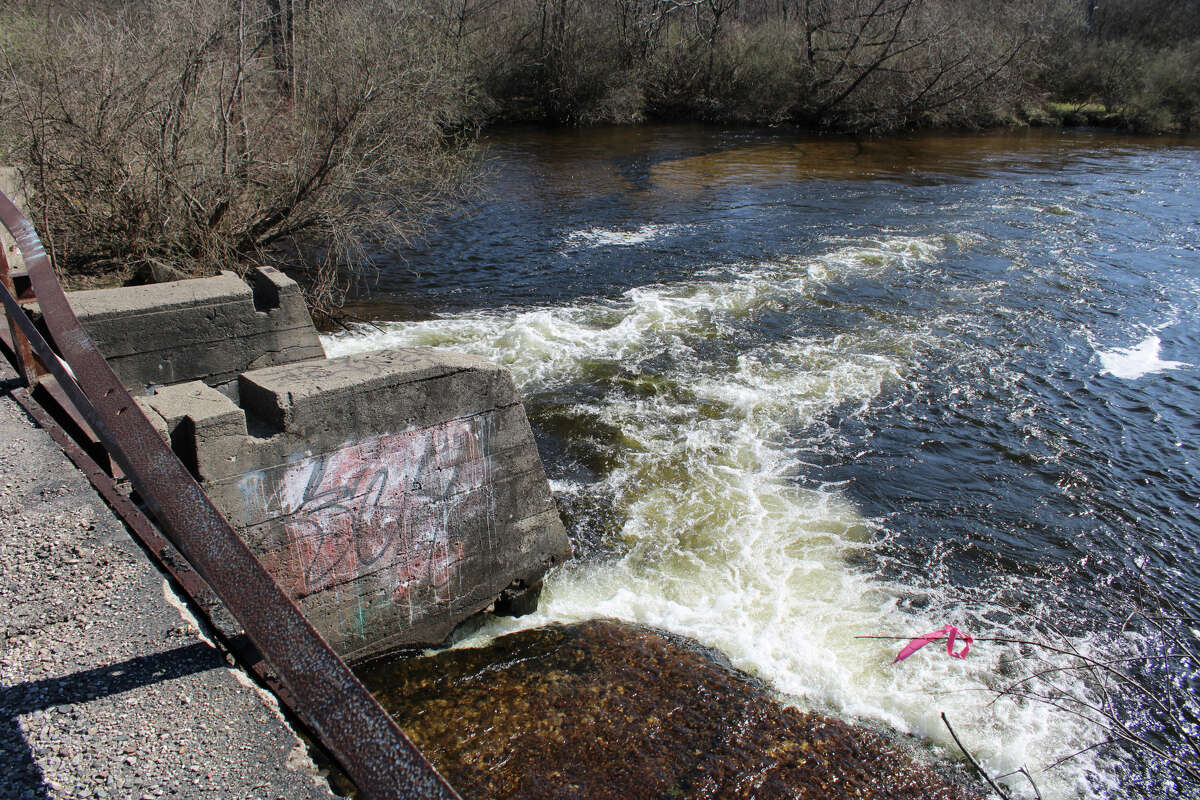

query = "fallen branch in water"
[[941, 712, 1018, 799], [868, 600, 1200, 793]]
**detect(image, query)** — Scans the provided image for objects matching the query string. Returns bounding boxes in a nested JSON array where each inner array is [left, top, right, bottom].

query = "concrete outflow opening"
[[63, 267, 570, 662]]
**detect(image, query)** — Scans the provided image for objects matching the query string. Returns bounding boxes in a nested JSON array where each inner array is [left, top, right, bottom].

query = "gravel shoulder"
[[0, 365, 339, 800]]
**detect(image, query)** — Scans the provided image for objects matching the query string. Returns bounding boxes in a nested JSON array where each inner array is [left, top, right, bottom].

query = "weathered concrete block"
[[238, 349, 513, 434], [210, 350, 570, 660], [146, 349, 569, 661], [65, 270, 570, 663], [141, 381, 249, 481], [59, 267, 325, 392]]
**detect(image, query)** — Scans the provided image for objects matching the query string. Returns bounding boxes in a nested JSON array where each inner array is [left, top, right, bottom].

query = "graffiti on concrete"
[[244, 414, 497, 635]]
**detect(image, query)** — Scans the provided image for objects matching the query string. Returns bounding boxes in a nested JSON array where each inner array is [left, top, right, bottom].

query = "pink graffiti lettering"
[[255, 417, 494, 626]]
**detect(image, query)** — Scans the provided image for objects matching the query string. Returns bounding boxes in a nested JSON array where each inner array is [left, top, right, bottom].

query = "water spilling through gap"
[[329, 126, 1200, 799]]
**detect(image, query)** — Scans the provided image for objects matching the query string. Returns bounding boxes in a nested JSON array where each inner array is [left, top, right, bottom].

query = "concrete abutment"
[[67, 267, 570, 662]]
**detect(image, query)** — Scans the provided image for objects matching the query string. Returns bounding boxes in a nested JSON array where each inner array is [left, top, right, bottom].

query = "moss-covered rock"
[[356, 619, 983, 800]]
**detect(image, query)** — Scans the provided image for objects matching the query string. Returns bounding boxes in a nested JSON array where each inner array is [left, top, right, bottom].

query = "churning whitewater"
[[326, 233, 1116, 800]]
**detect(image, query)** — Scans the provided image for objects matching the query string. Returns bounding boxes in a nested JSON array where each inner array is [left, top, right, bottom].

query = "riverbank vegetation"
[[0, 0, 1197, 297], [461, 0, 1199, 133], [0, 0, 477, 312]]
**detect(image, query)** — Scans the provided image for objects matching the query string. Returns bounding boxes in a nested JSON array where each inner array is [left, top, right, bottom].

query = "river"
[[325, 125, 1200, 799]]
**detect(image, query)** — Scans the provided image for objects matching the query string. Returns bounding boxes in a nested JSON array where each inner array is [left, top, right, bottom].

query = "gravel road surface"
[[0, 367, 339, 800]]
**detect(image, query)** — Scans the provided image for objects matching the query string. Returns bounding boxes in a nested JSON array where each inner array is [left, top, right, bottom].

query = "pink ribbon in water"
[[892, 624, 973, 664]]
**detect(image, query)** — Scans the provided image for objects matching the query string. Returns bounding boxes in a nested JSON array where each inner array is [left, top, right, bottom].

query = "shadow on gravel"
[[0, 641, 220, 799]]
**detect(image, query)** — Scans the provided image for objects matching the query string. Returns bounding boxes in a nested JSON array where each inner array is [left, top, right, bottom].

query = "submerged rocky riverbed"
[[353, 619, 983, 800]]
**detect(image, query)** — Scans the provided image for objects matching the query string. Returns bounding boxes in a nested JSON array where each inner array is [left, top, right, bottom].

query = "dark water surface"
[[332, 126, 1200, 799]]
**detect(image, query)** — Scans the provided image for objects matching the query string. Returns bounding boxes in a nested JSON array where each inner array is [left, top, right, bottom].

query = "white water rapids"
[[326, 234, 1121, 799]]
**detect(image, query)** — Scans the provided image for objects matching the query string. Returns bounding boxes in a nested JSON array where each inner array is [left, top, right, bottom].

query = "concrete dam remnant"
[[62, 265, 325, 391], [61, 267, 570, 662]]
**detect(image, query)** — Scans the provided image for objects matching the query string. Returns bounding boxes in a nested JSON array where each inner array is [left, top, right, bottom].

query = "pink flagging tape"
[[892, 624, 973, 664]]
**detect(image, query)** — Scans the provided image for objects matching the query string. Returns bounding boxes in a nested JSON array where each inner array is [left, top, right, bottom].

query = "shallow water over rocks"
[[356, 619, 982, 800]]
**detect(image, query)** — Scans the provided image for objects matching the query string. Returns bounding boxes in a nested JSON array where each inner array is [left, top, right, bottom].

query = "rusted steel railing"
[[0, 189, 461, 800]]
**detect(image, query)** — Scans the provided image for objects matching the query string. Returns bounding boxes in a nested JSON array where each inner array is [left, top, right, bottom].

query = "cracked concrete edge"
[[160, 580, 217, 649], [159, 577, 338, 795], [157, 577, 341, 797]]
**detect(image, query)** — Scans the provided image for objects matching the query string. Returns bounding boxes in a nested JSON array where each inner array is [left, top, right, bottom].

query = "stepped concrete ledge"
[[42, 267, 326, 394], [75, 269, 570, 662]]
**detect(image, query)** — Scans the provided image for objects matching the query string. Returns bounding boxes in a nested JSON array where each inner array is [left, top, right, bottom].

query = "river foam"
[[326, 234, 1116, 799], [1096, 334, 1189, 380], [562, 223, 685, 248]]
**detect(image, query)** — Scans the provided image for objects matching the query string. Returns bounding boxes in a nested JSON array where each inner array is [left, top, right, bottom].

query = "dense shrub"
[[1129, 43, 1200, 131], [436, 0, 1198, 133], [433, 0, 1046, 132], [0, 0, 477, 309]]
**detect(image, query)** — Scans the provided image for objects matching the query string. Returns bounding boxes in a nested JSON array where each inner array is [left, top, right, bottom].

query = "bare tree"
[[1, 0, 478, 312], [782, 0, 1031, 129]]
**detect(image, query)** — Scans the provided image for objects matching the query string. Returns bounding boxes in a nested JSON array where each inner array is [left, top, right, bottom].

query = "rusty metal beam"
[[0, 243, 40, 384], [0, 190, 460, 800]]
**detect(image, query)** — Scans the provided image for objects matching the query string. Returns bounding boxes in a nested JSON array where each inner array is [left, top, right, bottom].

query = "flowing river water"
[[325, 126, 1200, 799]]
